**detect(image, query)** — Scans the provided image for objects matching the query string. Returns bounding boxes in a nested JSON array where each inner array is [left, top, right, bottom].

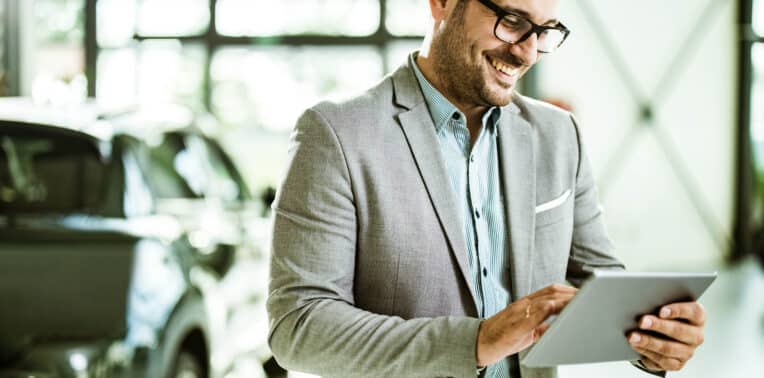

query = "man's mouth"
[[487, 56, 521, 77]]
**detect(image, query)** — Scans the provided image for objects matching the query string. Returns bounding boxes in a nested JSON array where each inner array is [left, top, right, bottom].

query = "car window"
[[175, 134, 243, 203], [136, 133, 202, 199], [0, 125, 123, 216]]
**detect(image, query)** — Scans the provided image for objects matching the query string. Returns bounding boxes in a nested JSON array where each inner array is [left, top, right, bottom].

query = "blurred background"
[[0, 0, 762, 377]]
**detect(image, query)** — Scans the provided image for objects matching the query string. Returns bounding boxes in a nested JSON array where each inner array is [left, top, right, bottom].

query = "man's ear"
[[428, 0, 450, 22]]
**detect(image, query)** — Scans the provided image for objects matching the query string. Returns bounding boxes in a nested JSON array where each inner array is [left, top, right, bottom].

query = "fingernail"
[[641, 317, 653, 329], [630, 333, 641, 343], [660, 307, 671, 318]]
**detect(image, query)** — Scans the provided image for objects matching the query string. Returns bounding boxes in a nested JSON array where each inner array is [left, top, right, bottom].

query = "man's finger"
[[628, 332, 694, 360], [532, 322, 551, 342], [528, 293, 576, 317], [638, 356, 664, 372], [634, 347, 684, 371], [659, 301, 706, 326], [639, 315, 704, 346], [525, 284, 578, 299]]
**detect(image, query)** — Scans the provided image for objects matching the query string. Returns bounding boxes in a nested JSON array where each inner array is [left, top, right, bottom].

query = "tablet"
[[521, 270, 717, 367]]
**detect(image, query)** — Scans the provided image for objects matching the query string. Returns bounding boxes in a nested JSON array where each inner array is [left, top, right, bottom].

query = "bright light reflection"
[[69, 352, 88, 372], [97, 48, 137, 109], [752, 44, 764, 170], [211, 47, 383, 131], [754, 0, 764, 36], [215, 0, 379, 36], [386, 0, 431, 36], [138, 0, 209, 36], [97, 0, 136, 47]]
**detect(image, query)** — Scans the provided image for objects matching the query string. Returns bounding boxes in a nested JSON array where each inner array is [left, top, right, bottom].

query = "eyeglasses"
[[475, 0, 570, 53]]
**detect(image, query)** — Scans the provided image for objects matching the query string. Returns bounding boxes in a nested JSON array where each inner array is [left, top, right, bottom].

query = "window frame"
[[734, 0, 764, 262], [84, 0, 424, 109]]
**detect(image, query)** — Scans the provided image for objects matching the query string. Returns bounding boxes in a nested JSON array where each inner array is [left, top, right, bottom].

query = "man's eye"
[[500, 14, 525, 29]]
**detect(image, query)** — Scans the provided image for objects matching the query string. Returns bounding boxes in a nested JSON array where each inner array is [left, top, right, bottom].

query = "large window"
[[91, 0, 428, 191], [93, 0, 427, 125]]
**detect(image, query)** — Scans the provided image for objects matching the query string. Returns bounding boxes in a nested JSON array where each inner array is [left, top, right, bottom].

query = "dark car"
[[0, 99, 278, 378]]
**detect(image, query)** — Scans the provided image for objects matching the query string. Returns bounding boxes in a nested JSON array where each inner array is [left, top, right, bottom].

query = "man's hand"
[[476, 284, 578, 367], [628, 301, 706, 371]]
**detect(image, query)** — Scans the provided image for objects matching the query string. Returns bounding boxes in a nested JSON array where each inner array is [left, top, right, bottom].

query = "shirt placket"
[[470, 131, 495, 318]]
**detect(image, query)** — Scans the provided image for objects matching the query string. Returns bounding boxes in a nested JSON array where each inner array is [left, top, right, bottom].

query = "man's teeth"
[[489, 57, 519, 76]]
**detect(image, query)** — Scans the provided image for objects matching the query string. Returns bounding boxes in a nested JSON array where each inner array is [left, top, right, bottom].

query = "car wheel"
[[173, 349, 205, 378]]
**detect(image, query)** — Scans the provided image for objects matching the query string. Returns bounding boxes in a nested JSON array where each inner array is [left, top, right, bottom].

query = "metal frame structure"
[[2, 0, 20, 96], [735, 0, 764, 263], [83, 0, 423, 109]]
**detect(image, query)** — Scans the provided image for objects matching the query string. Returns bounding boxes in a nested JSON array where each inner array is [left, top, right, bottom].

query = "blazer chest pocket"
[[535, 189, 572, 227]]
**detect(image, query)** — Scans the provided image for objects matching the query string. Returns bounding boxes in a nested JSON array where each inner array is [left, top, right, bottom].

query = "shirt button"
[[475, 210, 480, 218], [469, 155, 475, 163], [482, 268, 488, 277]]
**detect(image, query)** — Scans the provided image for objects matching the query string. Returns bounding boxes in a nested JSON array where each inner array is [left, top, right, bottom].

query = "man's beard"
[[429, 10, 518, 108]]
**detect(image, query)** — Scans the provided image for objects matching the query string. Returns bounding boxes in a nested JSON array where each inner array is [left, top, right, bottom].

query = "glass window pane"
[[137, 0, 209, 36], [96, 42, 205, 111], [0, 2, 5, 96], [386, 0, 430, 36], [136, 40, 206, 110], [754, 0, 764, 36], [0, 131, 116, 215], [34, 0, 84, 45], [139, 133, 200, 199], [752, 43, 764, 170], [210, 46, 384, 131], [97, 48, 137, 109], [97, 0, 137, 47], [385, 40, 421, 74], [216, 0, 379, 37]]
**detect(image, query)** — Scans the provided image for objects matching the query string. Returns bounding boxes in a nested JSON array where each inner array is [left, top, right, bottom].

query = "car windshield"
[[0, 124, 122, 216]]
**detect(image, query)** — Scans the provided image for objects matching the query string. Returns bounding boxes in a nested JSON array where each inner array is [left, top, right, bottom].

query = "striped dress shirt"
[[410, 53, 519, 378]]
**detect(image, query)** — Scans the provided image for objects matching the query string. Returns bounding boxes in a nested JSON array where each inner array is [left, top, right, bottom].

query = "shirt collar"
[[409, 52, 502, 132]]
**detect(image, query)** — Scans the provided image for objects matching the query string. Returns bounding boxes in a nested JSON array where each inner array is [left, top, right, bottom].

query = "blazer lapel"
[[498, 103, 536, 299], [392, 64, 477, 306]]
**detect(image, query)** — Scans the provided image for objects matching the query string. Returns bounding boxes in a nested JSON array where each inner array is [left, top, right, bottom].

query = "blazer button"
[[475, 210, 480, 218], [482, 268, 488, 277]]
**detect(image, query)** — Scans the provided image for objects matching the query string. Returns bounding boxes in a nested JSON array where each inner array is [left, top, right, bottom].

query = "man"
[[267, 0, 706, 377]]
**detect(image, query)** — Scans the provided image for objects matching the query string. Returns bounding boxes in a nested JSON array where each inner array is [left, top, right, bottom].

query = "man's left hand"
[[628, 301, 706, 371]]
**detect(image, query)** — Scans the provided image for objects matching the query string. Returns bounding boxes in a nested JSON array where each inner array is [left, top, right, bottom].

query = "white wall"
[[536, 0, 738, 271]]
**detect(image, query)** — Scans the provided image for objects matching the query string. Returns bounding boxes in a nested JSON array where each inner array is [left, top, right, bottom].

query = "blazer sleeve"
[[267, 107, 481, 378], [565, 114, 626, 287]]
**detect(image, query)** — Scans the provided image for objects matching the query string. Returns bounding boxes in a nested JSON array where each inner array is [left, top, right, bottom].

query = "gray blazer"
[[267, 60, 625, 378]]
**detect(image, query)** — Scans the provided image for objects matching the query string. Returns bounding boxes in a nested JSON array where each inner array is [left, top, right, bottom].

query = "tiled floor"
[[279, 258, 764, 378]]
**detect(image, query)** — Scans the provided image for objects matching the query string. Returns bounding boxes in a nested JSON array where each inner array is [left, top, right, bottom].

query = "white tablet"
[[521, 270, 717, 367]]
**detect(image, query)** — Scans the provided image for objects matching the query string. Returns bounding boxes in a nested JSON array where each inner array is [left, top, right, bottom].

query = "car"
[[0, 99, 281, 378]]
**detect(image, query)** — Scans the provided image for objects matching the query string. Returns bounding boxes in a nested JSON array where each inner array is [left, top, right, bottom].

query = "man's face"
[[429, 0, 561, 108]]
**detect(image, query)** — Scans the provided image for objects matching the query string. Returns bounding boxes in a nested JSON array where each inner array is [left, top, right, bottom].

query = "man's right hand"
[[475, 284, 578, 367]]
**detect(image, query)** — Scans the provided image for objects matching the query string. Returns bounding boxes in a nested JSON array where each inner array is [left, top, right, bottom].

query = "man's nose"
[[511, 32, 540, 64]]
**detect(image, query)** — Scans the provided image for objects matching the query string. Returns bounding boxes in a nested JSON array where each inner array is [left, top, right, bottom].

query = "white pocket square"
[[535, 189, 572, 214]]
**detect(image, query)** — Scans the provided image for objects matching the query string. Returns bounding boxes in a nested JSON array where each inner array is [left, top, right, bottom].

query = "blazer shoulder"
[[512, 93, 574, 128], [308, 74, 397, 130]]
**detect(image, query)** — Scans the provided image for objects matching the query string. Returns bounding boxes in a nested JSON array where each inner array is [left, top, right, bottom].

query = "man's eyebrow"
[[501, 4, 560, 26]]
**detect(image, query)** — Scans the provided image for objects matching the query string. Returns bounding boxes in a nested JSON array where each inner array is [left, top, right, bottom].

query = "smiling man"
[[267, 0, 706, 377]]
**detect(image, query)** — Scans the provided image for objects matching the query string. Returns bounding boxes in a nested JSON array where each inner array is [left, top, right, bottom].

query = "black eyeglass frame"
[[474, 0, 571, 53]]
